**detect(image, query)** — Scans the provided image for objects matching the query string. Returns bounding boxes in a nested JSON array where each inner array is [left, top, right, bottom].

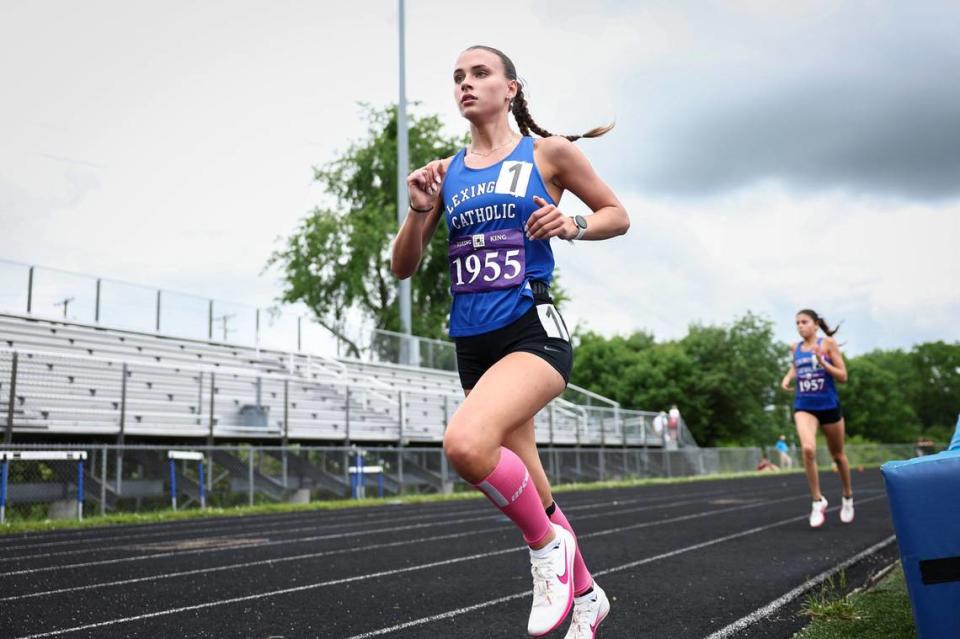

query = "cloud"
[[555, 185, 960, 354], [593, 2, 960, 200]]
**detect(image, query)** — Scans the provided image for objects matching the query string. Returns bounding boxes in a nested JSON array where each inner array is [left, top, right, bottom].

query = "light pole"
[[396, 0, 413, 366]]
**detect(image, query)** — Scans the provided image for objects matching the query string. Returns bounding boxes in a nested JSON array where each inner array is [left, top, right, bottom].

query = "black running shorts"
[[794, 406, 844, 425], [454, 293, 573, 390]]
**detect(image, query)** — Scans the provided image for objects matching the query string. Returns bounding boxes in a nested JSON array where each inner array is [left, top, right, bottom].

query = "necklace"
[[468, 134, 519, 157]]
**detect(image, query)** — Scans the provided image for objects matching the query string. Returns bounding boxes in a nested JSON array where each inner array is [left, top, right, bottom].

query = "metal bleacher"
[[0, 312, 660, 446]]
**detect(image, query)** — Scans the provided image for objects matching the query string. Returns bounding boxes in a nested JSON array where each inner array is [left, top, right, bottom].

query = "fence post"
[[5, 351, 17, 444], [95, 278, 101, 323], [76, 459, 84, 521], [397, 391, 405, 493], [441, 396, 450, 493], [208, 300, 214, 340], [155, 290, 162, 332], [0, 456, 7, 523], [665, 449, 672, 477], [169, 459, 177, 511], [248, 447, 255, 506], [26, 266, 34, 314], [548, 402, 555, 445], [345, 386, 351, 445], [208, 372, 216, 446], [198, 460, 206, 509], [100, 445, 107, 516], [297, 316, 302, 352], [282, 379, 289, 488], [116, 363, 127, 493]]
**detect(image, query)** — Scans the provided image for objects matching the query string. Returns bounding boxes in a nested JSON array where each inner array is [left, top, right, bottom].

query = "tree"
[[909, 341, 960, 435], [840, 357, 921, 442], [268, 105, 465, 355], [570, 313, 789, 446]]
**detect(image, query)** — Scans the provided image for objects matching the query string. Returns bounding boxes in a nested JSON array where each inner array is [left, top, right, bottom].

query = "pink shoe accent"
[[473, 447, 553, 546], [550, 503, 594, 595]]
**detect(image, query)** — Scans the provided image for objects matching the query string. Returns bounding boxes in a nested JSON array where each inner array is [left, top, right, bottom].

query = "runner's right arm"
[[391, 159, 450, 279], [780, 344, 796, 391]]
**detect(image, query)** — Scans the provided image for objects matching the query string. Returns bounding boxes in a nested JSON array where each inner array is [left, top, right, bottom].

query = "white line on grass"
[[702, 533, 897, 639]]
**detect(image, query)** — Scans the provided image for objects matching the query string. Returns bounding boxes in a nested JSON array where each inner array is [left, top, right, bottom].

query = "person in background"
[[756, 456, 780, 472], [667, 404, 681, 442], [775, 435, 794, 469]]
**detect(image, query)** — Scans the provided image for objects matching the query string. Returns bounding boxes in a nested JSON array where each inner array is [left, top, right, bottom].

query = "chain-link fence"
[[0, 443, 935, 523]]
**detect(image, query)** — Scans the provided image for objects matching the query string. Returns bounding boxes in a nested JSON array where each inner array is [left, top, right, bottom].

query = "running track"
[[0, 469, 898, 638]]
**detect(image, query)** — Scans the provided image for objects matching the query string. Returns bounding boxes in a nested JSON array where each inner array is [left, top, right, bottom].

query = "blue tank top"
[[793, 338, 840, 410], [441, 136, 556, 337]]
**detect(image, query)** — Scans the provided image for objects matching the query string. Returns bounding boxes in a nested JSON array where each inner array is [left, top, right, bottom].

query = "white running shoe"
[[840, 496, 855, 524], [527, 524, 576, 637], [563, 583, 610, 639], [809, 497, 828, 528]]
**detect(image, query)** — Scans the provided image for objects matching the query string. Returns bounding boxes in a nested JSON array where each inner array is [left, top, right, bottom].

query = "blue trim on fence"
[[77, 460, 84, 504]]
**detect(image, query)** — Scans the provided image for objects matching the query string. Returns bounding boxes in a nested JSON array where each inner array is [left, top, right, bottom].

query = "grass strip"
[[794, 563, 916, 639], [0, 467, 808, 536]]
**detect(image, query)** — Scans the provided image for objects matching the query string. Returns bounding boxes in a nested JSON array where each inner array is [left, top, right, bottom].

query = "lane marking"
[[11, 496, 803, 637], [2, 487, 784, 578], [0, 487, 736, 561], [702, 534, 897, 639], [3, 492, 770, 600], [339, 495, 888, 639]]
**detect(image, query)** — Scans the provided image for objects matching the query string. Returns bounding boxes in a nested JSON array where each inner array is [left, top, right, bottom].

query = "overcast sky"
[[1, 0, 958, 355]]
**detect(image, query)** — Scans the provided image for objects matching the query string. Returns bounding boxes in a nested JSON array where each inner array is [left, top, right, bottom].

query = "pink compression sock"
[[472, 447, 553, 547], [549, 502, 594, 595]]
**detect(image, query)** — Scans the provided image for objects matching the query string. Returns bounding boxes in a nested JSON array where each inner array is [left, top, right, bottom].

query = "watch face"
[[574, 215, 587, 229]]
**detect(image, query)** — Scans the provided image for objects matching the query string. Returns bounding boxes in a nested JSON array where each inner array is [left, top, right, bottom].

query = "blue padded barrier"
[[881, 438, 960, 638]]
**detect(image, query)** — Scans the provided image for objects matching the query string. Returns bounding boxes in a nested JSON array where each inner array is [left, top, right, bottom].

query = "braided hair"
[[467, 45, 614, 142], [797, 309, 840, 337]]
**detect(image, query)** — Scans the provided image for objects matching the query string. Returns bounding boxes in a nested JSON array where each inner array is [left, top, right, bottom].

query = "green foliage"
[[796, 564, 916, 639], [268, 105, 466, 353], [800, 572, 860, 622], [571, 312, 790, 445], [840, 357, 920, 442]]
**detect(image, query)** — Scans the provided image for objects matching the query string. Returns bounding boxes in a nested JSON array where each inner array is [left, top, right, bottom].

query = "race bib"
[[536, 303, 570, 342], [449, 229, 526, 294], [494, 161, 533, 197]]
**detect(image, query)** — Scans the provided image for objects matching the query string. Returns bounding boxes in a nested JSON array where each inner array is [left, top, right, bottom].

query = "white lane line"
[[0, 501, 492, 558], [702, 533, 897, 639], [1, 487, 767, 578], [11, 496, 792, 638], [0, 485, 733, 556], [341, 495, 888, 639], [0, 527, 504, 602], [3, 492, 763, 600]]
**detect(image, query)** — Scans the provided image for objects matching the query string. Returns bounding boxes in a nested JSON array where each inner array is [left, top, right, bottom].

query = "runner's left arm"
[[816, 337, 848, 383], [526, 136, 629, 241]]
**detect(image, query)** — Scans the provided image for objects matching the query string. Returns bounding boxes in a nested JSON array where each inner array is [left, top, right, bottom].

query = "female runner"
[[391, 45, 629, 637], [780, 309, 854, 527]]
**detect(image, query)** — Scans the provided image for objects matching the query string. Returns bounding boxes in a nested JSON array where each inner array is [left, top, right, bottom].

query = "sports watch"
[[571, 215, 588, 241]]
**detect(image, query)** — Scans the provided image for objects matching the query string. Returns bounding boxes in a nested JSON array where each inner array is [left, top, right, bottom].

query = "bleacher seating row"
[[0, 313, 658, 445]]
